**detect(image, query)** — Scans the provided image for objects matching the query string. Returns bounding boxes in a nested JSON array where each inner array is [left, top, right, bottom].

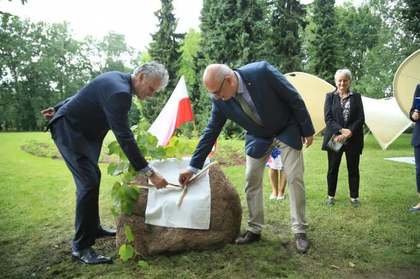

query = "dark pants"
[[51, 117, 103, 251], [415, 146, 420, 193], [327, 146, 360, 199]]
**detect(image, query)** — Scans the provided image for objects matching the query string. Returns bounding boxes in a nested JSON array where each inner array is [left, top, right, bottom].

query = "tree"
[[398, 0, 420, 53], [354, 0, 419, 98], [335, 4, 381, 82], [235, 0, 270, 66], [305, 0, 339, 84], [268, 0, 306, 72], [90, 32, 140, 125], [200, 0, 268, 67], [200, 0, 237, 64], [0, 15, 92, 130], [179, 29, 201, 89], [100, 32, 134, 72], [197, 0, 270, 137], [143, 0, 184, 123]]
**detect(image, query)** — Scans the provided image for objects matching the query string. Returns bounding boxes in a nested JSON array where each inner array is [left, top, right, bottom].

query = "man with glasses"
[[179, 61, 314, 253], [41, 62, 169, 264]]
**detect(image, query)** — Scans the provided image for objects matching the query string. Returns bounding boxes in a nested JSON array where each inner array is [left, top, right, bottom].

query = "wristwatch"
[[142, 167, 155, 178]]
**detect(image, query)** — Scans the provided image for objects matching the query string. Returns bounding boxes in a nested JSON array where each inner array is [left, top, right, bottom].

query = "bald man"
[[179, 61, 315, 253]]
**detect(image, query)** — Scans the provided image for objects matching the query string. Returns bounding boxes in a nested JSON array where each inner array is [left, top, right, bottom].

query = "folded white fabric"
[[145, 158, 211, 230]]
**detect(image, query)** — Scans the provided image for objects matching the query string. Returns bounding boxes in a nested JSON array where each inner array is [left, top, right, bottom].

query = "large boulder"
[[116, 163, 242, 257]]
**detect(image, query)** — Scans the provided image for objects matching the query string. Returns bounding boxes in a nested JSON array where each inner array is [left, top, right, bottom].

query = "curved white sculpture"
[[362, 97, 412, 150], [393, 49, 420, 115], [285, 72, 334, 135]]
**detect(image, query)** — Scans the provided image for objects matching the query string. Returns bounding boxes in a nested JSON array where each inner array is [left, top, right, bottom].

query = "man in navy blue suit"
[[41, 62, 169, 264], [179, 61, 314, 253]]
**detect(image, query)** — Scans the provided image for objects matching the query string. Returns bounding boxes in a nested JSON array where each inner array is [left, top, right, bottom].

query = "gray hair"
[[132, 61, 169, 91], [334, 68, 352, 82]]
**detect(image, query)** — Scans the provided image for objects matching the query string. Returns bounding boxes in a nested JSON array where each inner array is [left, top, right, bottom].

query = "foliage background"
[[1, 0, 419, 135]]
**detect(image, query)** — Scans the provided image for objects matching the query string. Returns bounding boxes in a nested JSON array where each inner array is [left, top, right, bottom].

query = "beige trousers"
[[245, 140, 307, 234]]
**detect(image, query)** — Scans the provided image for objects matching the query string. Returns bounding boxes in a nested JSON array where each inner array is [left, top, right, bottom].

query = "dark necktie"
[[236, 94, 263, 126]]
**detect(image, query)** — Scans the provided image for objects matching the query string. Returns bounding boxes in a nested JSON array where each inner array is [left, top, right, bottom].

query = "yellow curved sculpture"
[[285, 72, 334, 135], [393, 49, 420, 115]]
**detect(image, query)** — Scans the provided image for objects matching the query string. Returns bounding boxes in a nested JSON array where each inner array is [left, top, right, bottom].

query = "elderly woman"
[[322, 69, 365, 207], [409, 84, 420, 212]]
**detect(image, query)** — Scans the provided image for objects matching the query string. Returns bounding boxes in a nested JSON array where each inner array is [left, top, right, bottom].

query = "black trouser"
[[327, 146, 360, 199], [415, 146, 420, 193], [51, 117, 102, 251]]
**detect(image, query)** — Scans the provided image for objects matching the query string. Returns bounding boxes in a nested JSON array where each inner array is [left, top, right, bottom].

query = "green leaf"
[[146, 133, 157, 146], [111, 182, 122, 200], [137, 260, 149, 269], [107, 141, 120, 155], [110, 162, 129, 176], [108, 162, 118, 176], [119, 244, 135, 262], [127, 186, 140, 201], [124, 225, 134, 242], [111, 207, 119, 218], [122, 170, 136, 184], [121, 200, 135, 215]]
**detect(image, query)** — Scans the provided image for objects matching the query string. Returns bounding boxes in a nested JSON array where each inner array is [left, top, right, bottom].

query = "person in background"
[[322, 69, 365, 207], [41, 62, 169, 264], [267, 147, 287, 201], [409, 84, 420, 212]]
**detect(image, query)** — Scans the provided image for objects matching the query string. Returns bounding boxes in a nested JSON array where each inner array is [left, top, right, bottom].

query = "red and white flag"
[[148, 76, 194, 146]]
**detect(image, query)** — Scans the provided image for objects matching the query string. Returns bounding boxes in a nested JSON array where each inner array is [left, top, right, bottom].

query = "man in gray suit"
[[179, 61, 314, 253], [42, 62, 169, 264]]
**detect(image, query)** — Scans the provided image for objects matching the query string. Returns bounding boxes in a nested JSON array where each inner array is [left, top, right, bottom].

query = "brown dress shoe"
[[295, 233, 310, 253], [235, 231, 261, 245]]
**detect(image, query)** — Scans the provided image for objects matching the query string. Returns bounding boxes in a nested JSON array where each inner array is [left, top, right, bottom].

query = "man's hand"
[[303, 136, 313, 148], [41, 107, 55, 121], [412, 110, 419, 121], [149, 171, 168, 189], [178, 169, 194, 187]]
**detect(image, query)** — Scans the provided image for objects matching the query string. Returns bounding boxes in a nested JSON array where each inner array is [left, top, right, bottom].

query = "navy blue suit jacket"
[[49, 71, 148, 170], [410, 84, 420, 147], [190, 61, 315, 169]]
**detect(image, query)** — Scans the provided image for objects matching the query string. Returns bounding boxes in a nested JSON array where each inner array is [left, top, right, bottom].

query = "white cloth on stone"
[[145, 158, 211, 230]]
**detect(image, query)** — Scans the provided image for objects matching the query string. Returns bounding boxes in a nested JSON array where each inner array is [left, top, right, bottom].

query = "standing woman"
[[409, 84, 420, 212], [322, 69, 365, 207]]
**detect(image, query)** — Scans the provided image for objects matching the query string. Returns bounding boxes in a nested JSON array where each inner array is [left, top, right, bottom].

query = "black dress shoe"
[[72, 247, 113, 265], [295, 233, 310, 254], [95, 227, 116, 238], [409, 206, 420, 212], [235, 231, 261, 245]]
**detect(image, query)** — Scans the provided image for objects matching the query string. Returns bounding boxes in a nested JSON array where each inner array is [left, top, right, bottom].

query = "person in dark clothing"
[[409, 84, 420, 212], [41, 61, 169, 264], [321, 69, 365, 208]]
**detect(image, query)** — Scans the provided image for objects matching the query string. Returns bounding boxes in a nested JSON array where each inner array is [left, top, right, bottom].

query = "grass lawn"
[[0, 132, 419, 278]]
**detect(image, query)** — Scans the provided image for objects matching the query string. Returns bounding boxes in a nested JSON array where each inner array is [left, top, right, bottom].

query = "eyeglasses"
[[209, 77, 226, 98]]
